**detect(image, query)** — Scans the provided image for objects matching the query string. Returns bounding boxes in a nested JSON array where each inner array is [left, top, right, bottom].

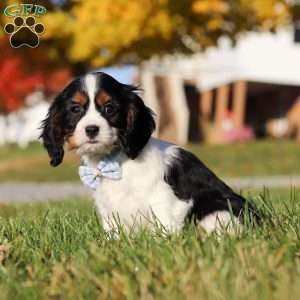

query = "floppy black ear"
[[120, 91, 156, 159], [41, 78, 81, 166], [40, 96, 66, 167]]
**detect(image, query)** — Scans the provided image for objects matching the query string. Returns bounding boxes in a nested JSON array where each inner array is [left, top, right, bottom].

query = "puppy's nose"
[[85, 125, 99, 139]]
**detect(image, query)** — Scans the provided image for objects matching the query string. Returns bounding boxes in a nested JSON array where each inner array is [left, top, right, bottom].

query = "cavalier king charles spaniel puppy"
[[41, 72, 256, 235]]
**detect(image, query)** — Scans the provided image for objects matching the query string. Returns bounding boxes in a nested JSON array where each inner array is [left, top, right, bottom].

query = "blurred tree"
[[0, 31, 73, 112], [39, 0, 292, 72], [0, 0, 295, 74], [0, 38, 43, 112], [0, 1, 73, 112]]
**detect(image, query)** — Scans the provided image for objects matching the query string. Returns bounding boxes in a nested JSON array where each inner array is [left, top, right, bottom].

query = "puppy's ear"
[[40, 95, 65, 167], [41, 78, 81, 166], [120, 90, 155, 159]]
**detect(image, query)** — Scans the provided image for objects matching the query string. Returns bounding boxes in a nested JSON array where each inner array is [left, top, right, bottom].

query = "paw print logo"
[[4, 16, 45, 48]]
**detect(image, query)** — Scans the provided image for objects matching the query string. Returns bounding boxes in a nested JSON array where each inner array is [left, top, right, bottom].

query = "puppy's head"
[[41, 72, 155, 166]]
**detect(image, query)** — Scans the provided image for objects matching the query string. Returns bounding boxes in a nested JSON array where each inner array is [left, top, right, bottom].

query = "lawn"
[[0, 189, 300, 300], [0, 143, 79, 182], [1, 140, 300, 182]]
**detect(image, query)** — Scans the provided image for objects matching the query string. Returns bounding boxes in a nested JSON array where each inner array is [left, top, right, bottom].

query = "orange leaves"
[[43, 0, 173, 66], [0, 0, 293, 71], [45, 68, 72, 94], [42, 11, 73, 39], [0, 32, 72, 112], [192, 0, 228, 14], [0, 40, 43, 112], [37, 0, 293, 68], [240, 0, 290, 30]]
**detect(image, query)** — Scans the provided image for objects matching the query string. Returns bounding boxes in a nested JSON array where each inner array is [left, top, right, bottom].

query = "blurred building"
[[141, 27, 300, 144]]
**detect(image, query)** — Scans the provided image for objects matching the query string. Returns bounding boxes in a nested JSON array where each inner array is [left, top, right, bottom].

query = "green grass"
[[0, 189, 300, 300], [0, 143, 79, 182], [187, 140, 300, 177], [1, 140, 300, 182]]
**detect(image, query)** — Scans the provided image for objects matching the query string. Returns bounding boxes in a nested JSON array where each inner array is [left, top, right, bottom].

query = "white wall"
[[143, 28, 300, 90], [0, 93, 49, 148]]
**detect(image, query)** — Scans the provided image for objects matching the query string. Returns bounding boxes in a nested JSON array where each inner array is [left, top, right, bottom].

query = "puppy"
[[41, 72, 256, 234]]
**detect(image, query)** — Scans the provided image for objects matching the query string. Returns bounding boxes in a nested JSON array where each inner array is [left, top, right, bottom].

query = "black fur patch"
[[40, 78, 84, 166], [92, 73, 156, 159], [119, 95, 156, 159], [164, 148, 249, 221]]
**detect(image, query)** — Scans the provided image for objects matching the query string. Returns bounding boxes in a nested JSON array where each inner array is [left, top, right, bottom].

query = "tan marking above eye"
[[96, 91, 111, 106], [73, 91, 88, 106]]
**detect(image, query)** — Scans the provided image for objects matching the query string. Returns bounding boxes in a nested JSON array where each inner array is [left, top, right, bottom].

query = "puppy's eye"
[[70, 104, 82, 114], [104, 103, 115, 115]]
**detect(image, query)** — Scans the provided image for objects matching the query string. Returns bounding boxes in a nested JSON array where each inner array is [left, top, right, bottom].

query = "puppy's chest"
[[94, 151, 173, 218]]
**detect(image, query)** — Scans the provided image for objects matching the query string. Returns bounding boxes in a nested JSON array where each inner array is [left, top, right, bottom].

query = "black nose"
[[85, 125, 99, 139]]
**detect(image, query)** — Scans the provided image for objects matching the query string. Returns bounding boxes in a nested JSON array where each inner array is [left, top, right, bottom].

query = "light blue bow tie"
[[79, 159, 122, 190]]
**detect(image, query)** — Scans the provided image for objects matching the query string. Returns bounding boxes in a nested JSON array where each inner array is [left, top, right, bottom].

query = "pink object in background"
[[224, 127, 255, 143]]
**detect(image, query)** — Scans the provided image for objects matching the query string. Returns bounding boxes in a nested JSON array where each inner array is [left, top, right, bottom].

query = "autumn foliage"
[[0, 0, 297, 111], [39, 0, 292, 68], [0, 38, 43, 112], [0, 36, 72, 113]]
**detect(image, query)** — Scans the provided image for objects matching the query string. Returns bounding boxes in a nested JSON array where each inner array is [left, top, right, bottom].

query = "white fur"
[[85, 138, 239, 234], [85, 74, 97, 101], [73, 74, 118, 157], [199, 211, 239, 234], [70, 75, 241, 235], [92, 138, 193, 233]]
